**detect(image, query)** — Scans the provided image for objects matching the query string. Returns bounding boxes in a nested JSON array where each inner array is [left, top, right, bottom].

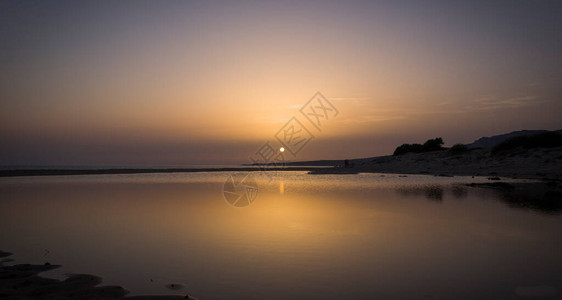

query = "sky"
[[1, 0, 561, 166]]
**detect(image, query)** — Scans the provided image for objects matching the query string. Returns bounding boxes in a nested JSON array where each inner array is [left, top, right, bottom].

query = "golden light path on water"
[[0, 172, 560, 300]]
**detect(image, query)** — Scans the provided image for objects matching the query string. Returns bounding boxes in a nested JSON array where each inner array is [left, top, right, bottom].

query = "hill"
[[466, 129, 562, 149]]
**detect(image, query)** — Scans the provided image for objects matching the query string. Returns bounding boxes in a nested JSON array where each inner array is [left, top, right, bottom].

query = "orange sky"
[[1, 1, 561, 166]]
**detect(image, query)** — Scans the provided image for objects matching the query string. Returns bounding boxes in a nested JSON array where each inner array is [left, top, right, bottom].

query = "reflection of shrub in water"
[[451, 185, 468, 198], [424, 186, 443, 201], [396, 185, 444, 201]]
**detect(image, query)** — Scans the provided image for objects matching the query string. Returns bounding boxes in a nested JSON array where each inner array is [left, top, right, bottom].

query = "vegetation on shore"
[[393, 131, 562, 157], [491, 131, 562, 155], [393, 137, 445, 156], [448, 143, 469, 155]]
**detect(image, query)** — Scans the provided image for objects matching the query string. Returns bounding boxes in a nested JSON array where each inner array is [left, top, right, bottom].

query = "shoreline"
[[0, 167, 315, 178], [1, 146, 561, 181], [0, 166, 559, 181]]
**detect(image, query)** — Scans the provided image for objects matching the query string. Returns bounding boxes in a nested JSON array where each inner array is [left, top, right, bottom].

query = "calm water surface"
[[1, 172, 561, 300]]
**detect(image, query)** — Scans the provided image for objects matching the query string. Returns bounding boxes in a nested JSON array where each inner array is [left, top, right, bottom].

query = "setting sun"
[[0, 1, 561, 300]]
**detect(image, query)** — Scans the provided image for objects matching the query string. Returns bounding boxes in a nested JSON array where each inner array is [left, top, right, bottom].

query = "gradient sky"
[[1, 0, 561, 166]]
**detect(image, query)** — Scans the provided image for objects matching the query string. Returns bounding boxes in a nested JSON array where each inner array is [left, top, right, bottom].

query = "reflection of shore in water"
[[395, 182, 562, 215], [467, 182, 562, 215]]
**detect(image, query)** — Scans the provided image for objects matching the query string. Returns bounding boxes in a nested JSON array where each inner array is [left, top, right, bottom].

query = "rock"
[[165, 283, 185, 290], [0, 251, 12, 258]]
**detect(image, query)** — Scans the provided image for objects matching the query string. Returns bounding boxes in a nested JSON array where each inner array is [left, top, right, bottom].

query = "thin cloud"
[[472, 95, 541, 111], [330, 96, 372, 101], [338, 114, 407, 124]]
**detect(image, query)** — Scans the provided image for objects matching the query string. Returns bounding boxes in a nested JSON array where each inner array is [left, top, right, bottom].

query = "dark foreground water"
[[1, 172, 561, 300]]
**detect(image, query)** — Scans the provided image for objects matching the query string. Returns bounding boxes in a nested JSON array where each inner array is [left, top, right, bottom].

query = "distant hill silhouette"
[[491, 131, 562, 154], [466, 129, 562, 149]]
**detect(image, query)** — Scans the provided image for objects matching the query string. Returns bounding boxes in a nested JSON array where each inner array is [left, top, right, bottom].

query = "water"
[[1, 172, 561, 300]]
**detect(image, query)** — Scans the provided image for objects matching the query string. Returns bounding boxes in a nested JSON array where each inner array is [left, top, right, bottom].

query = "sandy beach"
[[308, 146, 562, 180]]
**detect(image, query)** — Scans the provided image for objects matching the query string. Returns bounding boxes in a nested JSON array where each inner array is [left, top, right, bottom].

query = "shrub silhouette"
[[423, 137, 444, 151], [393, 144, 423, 156], [449, 143, 468, 155], [393, 138, 444, 156], [491, 131, 562, 155]]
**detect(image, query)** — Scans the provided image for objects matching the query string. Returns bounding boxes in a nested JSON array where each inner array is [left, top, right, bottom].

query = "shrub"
[[449, 143, 468, 155], [393, 143, 424, 156], [423, 138, 444, 151], [393, 138, 444, 156]]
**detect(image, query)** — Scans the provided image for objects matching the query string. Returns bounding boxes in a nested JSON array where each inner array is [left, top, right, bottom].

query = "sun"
[[279, 147, 285, 153]]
